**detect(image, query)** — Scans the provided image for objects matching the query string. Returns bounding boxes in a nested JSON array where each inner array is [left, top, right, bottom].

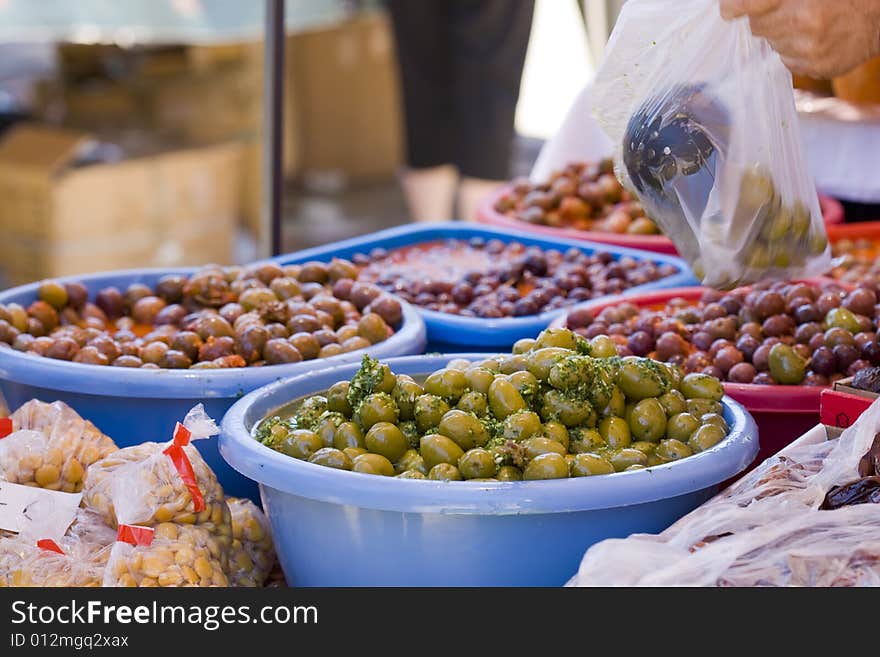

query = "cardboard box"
[[287, 11, 403, 186], [0, 124, 244, 286], [820, 377, 879, 436]]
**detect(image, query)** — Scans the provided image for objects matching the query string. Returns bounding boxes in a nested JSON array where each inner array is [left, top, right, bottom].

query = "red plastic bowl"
[[478, 186, 845, 257], [549, 286, 843, 463], [827, 219, 880, 242]]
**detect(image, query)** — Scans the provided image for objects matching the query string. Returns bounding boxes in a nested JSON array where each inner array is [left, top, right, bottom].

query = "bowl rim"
[[0, 267, 426, 399], [219, 353, 759, 515]]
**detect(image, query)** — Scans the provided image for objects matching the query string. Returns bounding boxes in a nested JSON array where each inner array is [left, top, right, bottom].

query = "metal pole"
[[262, 0, 285, 257]]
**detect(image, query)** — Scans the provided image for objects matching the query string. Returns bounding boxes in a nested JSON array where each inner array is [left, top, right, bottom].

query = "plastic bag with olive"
[[227, 497, 275, 587], [0, 400, 118, 493], [82, 405, 232, 549], [591, 0, 830, 289], [103, 523, 229, 587]]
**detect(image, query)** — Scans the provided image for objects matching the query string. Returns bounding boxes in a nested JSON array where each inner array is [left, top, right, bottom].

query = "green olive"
[[760, 204, 792, 242], [610, 448, 648, 472], [599, 416, 632, 449], [625, 464, 646, 471], [700, 413, 729, 433], [334, 421, 365, 450], [768, 343, 807, 385], [502, 410, 543, 442], [428, 463, 462, 481], [315, 415, 342, 447], [397, 470, 426, 479], [599, 386, 627, 418], [488, 377, 528, 419], [352, 453, 395, 476], [465, 367, 496, 395], [327, 381, 352, 415], [420, 434, 466, 470], [512, 338, 537, 354], [277, 429, 323, 460], [688, 424, 727, 452], [458, 448, 498, 479], [364, 422, 408, 462], [658, 389, 688, 416], [522, 437, 566, 461], [395, 448, 428, 475], [680, 373, 724, 401], [356, 393, 399, 430], [496, 465, 522, 481], [37, 280, 68, 310], [446, 358, 472, 371], [523, 453, 569, 480], [526, 347, 572, 381], [438, 409, 489, 450], [655, 439, 693, 462], [507, 370, 539, 399], [308, 447, 352, 470], [535, 327, 579, 351], [589, 335, 618, 359], [424, 368, 469, 402], [393, 377, 425, 421], [825, 307, 862, 334], [618, 358, 668, 400], [569, 428, 605, 453], [475, 357, 502, 372], [414, 394, 451, 433], [499, 354, 530, 374], [343, 447, 368, 460], [630, 441, 656, 456], [628, 398, 667, 442], [467, 478, 499, 482], [666, 412, 701, 442], [687, 398, 723, 417], [570, 453, 615, 477], [457, 391, 489, 416], [540, 389, 594, 427], [542, 421, 570, 450]]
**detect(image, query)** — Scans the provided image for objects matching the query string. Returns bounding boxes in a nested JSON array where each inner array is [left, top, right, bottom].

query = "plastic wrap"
[[103, 523, 229, 588], [591, 0, 830, 289], [227, 498, 274, 587], [568, 398, 880, 587], [82, 405, 231, 547], [0, 400, 117, 492]]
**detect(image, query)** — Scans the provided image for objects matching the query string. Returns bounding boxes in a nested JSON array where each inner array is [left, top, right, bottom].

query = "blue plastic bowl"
[[220, 354, 759, 587], [0, 268, 426, 501], [272, 223, 697, 348]]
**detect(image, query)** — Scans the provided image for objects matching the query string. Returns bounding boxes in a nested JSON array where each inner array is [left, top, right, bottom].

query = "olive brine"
[[253, 328, 731, 481]]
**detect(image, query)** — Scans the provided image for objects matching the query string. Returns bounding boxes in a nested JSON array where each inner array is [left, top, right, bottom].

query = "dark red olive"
[[803, 372, 829, 387], [728, 362, 757, 383], [754, 292, 785, 320], [843, 288, 876, 317], [811, 347, 837, 376], [715, 346, 744, 374]]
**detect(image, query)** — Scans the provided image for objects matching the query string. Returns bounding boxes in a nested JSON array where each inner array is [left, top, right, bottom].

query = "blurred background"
[[0, 0, 629, 287]]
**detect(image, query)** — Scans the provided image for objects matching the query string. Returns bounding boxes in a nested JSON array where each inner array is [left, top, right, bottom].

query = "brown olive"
[[198, 336, 235, 361], [364, 296, 403, 327], [141, 341, 169, 364], [73, 346, 109, 366], [87, 335, 121, 362], [64, 281, 89, 309], [113, 355, 143, 367], [298, 262, 329, 284], [349, 283, 383, 311], [264, 339, 303, 365], [287, 315, 322, 335], [160, 349, 193, 369], [319, 344, 344, 358], [357, 313, 390, 344], [235, 324, 269, 363], [124, 283, 152, 309], [342, 336, 371, 352], [28, 300, 59, 332], [130, 296, 165, 325], [46, 336, 79, 361], [191, 314, 234, 340], [290, 332, 321, 360]]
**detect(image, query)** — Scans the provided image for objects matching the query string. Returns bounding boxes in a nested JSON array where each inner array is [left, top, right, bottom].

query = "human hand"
[[720, 0, 880, 78]]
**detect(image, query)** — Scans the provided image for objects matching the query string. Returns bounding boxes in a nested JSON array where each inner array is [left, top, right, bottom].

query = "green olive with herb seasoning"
[[420, 434, 466, 470], [277, 429, 323, 459], [570, 453, 615, 477], [688, 424, 727, 452], [501, 410, 543, 442], [610, 448, 648, 472], [438, 409, 489, 450], [392, 377, 424, 421], [496, 465, 523, 481], [308, 447, 352, 470], [456, 391, 489, 416], [428, 463, 462, 481], [352, 452, 395, 476], [364, 422, 408, 463], [333, 421, 365, 450], [464, 367, 495, 395], [424, 368, 469, 401], [523, 452, 569, 480], [458, 448, 498, 479], [534, 327, 579, 351], [628, 398, 667, 442], [414, 394, 451, 433], [599, 416, 632, 449], [327, 381, 352, 415], [355, 393, 399, 430], [680, 373, 724, 401], [395, 448, 428, 475], [488, 377, 528, 419], [542, 421, 570, 450], [666, 412, 700, 442]]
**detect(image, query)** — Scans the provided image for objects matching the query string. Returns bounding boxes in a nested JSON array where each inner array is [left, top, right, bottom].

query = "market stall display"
[[0, 268, 426, 500], [567, 399, 880, 586], [273, 223, 695, 348], [220, 351, 757, 586], [826, 222, 880, 286], [479, 161, 844, 257], [553, 280, 880, 459], [255, 338, 734, 481], [227, 497, 275, 588]]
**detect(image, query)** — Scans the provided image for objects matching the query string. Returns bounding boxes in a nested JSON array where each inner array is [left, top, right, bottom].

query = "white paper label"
[[0, 481, 82, 536]]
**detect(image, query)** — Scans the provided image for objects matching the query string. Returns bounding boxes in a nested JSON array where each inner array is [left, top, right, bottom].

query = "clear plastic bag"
[[227, 497, 275, 587], [591, 0, 831, 289], [568, 398, 880, 587], [0, 400, 118, 492], [81, 405, 231, 547]]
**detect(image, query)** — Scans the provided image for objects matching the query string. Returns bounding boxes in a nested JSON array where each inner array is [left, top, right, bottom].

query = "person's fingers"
[[719, 0, 779, 20]]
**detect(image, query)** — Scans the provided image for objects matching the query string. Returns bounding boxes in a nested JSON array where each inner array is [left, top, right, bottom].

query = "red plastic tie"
[[162, 443, 205, 513], [0, 417, 13, 439], [116, 524, 155, 547], [173, 422, 192, 446], [36, 539, 65, 555]]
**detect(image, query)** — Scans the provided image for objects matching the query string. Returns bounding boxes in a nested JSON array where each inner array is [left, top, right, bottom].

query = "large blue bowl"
[[0, 268, 426, 501], [272, 223, 697, 348], [220, 354, 759, 587]]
